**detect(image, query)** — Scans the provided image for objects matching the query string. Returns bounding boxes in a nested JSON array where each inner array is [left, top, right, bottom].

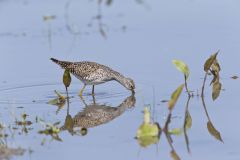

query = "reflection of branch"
[[183, 96, 191, 154], [201, 73, 223, 142], [97, 0, 107, 38], [201, 94, 211, 121], [64, 0, 81, 35], [47, 23, 52, 50], [200, 71, 213, 121], [163, 113, 173, 148], [163, 112, 181, 160], [66, 88, 70, 115]]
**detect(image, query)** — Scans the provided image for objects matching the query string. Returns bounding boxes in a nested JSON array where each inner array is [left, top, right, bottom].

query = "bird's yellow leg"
[[79, 84, 86, 97], [92, 85, 95, 96]]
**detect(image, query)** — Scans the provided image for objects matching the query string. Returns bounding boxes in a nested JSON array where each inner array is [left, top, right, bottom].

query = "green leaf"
[[212, 81, 222, 101], [47, 91, 66, 107], [207, 121, 223, 142], [204, 51, 219, 72], [54, 90, 65, 99], [63, 69, 71, 88], [172, 59, 190, 79], [168, 84, 184, 110]]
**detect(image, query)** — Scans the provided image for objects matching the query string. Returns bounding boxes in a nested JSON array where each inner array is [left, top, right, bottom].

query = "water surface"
[[0, 0, 240, 160]]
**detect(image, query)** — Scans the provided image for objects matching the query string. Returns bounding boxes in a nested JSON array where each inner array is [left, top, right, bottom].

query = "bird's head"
[[124, 77, 135, 92]]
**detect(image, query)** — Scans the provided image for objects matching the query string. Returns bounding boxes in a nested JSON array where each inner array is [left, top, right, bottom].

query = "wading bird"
[[51, 58, 135, 97]]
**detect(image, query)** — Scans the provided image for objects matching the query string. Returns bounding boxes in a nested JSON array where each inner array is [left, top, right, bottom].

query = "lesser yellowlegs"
[[60, 94, 136, 132], [50, 58, 135, 96]]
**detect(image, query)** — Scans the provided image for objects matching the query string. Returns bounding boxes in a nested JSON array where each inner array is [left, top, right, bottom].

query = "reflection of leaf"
[[99, 28, 107, 38], [52, 134, 62, 142], [204, 51, 219, 72], [64, 115, 74, 131], [169, 128, 183, 136], [207, 121, 223, 142], [168, 84, 184, 110], [170, 150, 181, 160], [143, 107, 150, 124], [212, 82, 222, 101], [172, 60, 190, 79], [80, 128, 88, 136], [185, 111, 192, 129], [136, 123, 159, 137], [38, 119, 62, 141], [137, 136, 159, 148], [137, 107, 160, 138], [38, 120, 60, 135], [48, 98, 61, 105], [63, 69, 71, 88]]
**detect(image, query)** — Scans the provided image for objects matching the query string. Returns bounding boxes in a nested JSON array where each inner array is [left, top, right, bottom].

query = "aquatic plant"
[[38, 120, 62, 142], [136, 107, 161, 147], [172, 60, 191, 96], [200, 51, 223, 142]]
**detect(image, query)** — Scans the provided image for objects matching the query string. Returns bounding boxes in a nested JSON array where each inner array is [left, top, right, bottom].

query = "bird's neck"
[[112, 71, 127, 88]]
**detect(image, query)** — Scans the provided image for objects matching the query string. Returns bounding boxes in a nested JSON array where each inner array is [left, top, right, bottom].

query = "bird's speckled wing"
[[51, 58, 123, 85], [68, 61, 115, 84]]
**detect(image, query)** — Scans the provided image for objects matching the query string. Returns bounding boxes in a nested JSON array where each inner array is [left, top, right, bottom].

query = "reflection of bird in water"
[[50, 58, 135, 97], [60, 94, 136, 133]]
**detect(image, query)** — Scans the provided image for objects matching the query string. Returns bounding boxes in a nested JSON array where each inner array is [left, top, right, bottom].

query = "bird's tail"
[[50, 58, 72, 69]]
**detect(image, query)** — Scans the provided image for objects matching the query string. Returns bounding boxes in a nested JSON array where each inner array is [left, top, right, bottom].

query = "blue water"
[[0, 0, 240, 159]]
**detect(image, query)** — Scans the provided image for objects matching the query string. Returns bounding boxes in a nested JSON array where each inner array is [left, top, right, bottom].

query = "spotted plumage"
[[60, 94, 135, 132], [51, 58, 135, 96]]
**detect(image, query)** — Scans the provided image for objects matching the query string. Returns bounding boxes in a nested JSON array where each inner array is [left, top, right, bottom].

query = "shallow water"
[[0, 0, 240, 160]]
